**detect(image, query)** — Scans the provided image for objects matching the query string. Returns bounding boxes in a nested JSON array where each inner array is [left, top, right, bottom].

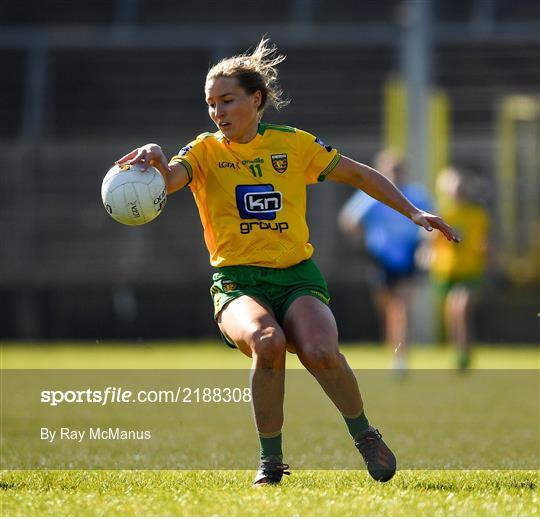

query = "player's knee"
[[301, 348, 340, 370], [249, 327, 287, 366], [299, 336, 340, 369]]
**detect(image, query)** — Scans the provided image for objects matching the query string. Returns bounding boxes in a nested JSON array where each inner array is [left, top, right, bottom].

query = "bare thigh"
[[217, 295, 286, 359], [282, 295, 340, 363]]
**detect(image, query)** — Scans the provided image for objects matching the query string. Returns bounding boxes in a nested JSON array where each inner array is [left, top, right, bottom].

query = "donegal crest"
[[271, 153, 288, 174]]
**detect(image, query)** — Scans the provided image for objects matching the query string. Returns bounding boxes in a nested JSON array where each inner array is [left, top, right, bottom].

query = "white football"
[[101, 163, 167, 226]]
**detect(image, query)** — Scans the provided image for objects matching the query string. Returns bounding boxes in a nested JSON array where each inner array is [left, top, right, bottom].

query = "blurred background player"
[[339, 151, 433, 373], [430, 167, 490, 370]]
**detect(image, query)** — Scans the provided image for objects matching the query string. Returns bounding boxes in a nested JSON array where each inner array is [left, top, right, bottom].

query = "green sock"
[[458, 352, 471, 370], [343, 411, 370, 437], [259, 432, 282, 459]]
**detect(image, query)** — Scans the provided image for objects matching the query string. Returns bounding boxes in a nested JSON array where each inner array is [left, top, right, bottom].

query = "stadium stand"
[[50, 48, 211, 139], [137, 0, 292, 24], [437, 44, 540, 135], [0, 50, 24, 138], [0, 0, 115, 25]]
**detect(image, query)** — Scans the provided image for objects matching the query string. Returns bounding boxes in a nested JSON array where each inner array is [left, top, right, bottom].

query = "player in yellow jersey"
[[431, 167, 489, 369], [116, 38, 459, 486]]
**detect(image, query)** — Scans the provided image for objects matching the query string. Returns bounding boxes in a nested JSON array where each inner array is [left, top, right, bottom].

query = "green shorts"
[[210, 258, 331, 348], [433, 277, 484, 297]]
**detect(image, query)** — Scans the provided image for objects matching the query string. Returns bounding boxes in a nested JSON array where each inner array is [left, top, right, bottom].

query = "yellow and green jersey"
[[431, 201, 489, 281], [170, 123, 340, 268]]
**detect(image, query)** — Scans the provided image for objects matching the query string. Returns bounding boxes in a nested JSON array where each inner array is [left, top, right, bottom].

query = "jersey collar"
[[222, 123, 265, 148]]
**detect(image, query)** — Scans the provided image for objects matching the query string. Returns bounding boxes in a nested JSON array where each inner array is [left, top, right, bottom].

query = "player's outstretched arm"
[[116, 143, 189, 195], [328, 155, 460, 243]]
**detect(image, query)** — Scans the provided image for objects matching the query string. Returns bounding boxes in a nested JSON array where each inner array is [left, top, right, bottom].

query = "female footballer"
[[117, 38, 459, 487]]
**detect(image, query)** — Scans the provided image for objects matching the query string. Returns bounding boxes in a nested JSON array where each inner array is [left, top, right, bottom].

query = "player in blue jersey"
[[340, 151, 433, 372]]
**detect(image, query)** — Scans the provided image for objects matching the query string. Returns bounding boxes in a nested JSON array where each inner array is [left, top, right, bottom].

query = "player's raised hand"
[[411, 210, 461, 243], [116, 143, 171, 173]]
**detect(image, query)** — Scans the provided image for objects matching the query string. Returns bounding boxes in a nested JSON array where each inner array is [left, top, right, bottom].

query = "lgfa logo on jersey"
[[218, 161, 239, 169], [271, 153, 288, 174]]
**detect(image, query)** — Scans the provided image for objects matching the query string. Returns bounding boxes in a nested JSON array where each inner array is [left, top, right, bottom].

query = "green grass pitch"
[[1, 342, 538, 516]]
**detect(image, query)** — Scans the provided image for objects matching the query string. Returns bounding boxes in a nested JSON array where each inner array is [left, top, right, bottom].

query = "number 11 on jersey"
[[248, 164, 263, 177]]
